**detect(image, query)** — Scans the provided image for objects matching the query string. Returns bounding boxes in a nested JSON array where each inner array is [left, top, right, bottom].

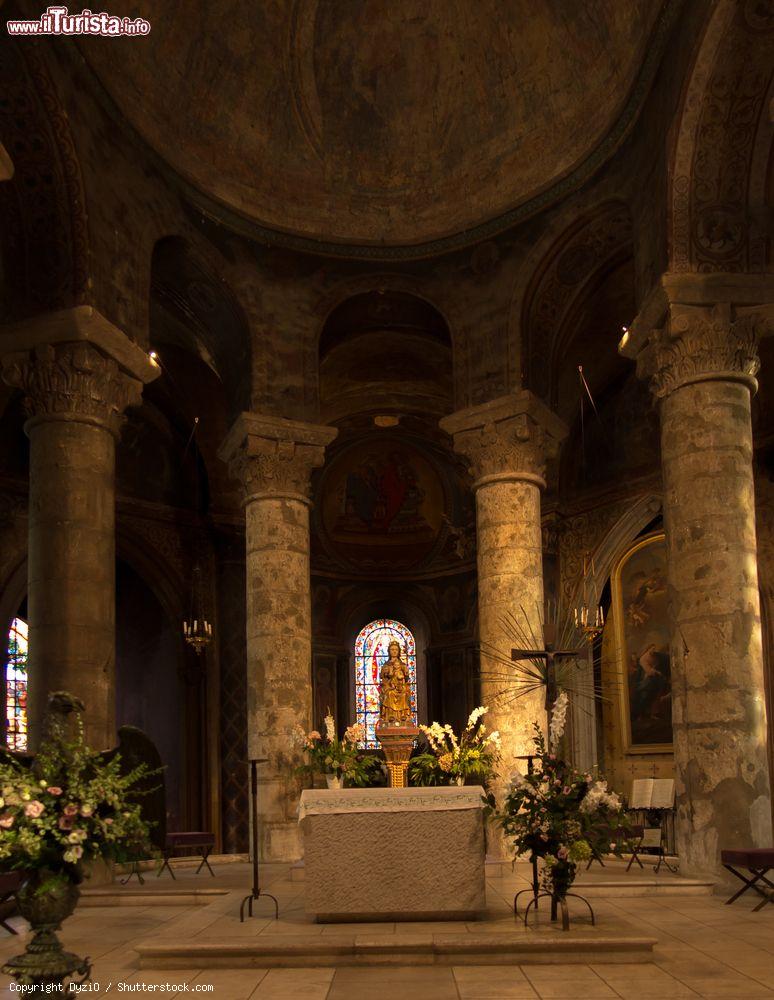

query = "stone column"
[[625, 282, 773, 877], [440, 392, 567, 815], [1, 307, 157, 749], [219, 412, 336, 862]]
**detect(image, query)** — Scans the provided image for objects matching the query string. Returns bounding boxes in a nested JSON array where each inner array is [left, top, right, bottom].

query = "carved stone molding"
[[2, 341, 143, 436], [219, 411, 338, 505], [440, 391, 567, 489], [636, 304, 767, 399]]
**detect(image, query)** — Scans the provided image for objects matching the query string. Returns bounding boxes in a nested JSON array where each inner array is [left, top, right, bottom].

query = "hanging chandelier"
[[183, 563, 212, 655], [574, 553, 605, 643]]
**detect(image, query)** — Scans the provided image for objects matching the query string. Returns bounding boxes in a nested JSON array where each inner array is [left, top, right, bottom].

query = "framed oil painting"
[[612, 532, 673, 753]]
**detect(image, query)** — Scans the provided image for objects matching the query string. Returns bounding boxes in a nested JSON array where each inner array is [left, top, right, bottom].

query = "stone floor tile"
[[522, 963, 619, 998], [453, 964, 538, 998], [191, 968, 270, 997], [329, 966, 458, 1000], [253, 967, 335, 999]]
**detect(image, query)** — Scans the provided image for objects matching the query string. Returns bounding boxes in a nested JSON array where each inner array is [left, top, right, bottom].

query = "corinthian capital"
[[440, 391, 567, 489], [3, 342, 143, 434], [1, 307, 158, 436], [637, 304, 766, 400], [219, 412, 338, 504]]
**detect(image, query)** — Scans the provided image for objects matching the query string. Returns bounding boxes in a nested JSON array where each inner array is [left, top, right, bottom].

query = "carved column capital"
[[440, 391, 567, 490], [219, 411, 338, 505], [636, 303, 766, 400], [1, 307, 159, 437], [3, 342, 143, 436]]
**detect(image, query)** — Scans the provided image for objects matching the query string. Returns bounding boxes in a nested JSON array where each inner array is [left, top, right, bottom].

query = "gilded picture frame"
[[612, 531, 673, 753]]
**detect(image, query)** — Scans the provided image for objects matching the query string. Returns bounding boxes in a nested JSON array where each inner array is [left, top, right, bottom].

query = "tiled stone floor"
[[0, 861, 772, 998]]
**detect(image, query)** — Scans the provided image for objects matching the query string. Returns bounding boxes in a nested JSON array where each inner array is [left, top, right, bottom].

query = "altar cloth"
[[299, 786, 486, 922]]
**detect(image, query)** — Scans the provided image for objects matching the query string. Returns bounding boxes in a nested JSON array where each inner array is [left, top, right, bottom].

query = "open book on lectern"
[[629, 777, 675, 810]]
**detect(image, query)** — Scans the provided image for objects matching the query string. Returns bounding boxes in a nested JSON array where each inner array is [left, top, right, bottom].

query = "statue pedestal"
[[376, 723, 419, 788]]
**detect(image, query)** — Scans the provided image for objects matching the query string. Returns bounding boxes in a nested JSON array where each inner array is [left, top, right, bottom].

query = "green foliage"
[[0, 712, 154, 880]]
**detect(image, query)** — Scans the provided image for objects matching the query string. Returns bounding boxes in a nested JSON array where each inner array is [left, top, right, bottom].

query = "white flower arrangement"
[[549, 690, 569, 752], [412, 706, 501, 786]]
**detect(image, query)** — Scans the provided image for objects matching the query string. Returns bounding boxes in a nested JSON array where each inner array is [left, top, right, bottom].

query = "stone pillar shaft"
[[630, 294, 773, 876], [2, 307, 157, 749], [441, 392, 567, 825], [27, 417, 116, 746], [219, 412, 336, 862]]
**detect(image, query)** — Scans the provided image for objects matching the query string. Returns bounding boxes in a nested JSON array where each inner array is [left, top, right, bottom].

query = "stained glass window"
[[5, 617, 28, 752], [355, 619, 417, 748]]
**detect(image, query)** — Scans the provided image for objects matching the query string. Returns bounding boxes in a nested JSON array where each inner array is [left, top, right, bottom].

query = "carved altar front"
[[299, 786, 486, 922]]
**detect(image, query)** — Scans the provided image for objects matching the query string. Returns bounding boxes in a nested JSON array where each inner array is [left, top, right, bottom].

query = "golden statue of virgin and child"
[[378, 640, 413, 727], [376, 639, 418, 787]]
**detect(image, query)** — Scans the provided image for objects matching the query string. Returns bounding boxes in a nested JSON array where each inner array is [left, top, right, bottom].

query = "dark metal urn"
[[2, 869, 90, 988]]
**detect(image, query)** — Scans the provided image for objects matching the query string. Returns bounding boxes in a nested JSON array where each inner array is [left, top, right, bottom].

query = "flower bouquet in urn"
[[292, 714, 381, 789], [488, 692, 625, 904], [409, 706, 501, 786], [0, 692, 153, 988]]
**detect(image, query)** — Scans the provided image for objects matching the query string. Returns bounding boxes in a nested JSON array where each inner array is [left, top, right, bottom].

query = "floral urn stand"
[[2, 870, 91, 988], [376, 723, 419, 787]]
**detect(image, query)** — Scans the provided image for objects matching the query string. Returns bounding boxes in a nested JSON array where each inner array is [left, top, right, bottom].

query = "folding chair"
[[721, 848, 774, 911]]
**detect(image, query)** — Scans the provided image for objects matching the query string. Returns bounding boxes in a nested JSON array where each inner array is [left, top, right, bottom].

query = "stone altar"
[[299, 786, 486, 921]]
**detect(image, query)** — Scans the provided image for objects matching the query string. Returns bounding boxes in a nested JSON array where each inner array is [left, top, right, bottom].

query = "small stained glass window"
[[6, 617, 28, 752], [355, 618, 417, 748]]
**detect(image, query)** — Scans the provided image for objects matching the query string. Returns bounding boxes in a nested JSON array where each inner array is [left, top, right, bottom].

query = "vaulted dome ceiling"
[[81, 0, 668, 252]]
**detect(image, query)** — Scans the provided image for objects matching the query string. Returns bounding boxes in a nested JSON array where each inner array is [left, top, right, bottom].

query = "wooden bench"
[[158, 832, 215, 880], [721, 848, 774, 911], [0, 872, 23, 934]]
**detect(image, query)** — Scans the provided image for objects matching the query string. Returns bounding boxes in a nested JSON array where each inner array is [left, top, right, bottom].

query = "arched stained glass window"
[[355, 619, 417, 748], [6, 617, 28, 751]]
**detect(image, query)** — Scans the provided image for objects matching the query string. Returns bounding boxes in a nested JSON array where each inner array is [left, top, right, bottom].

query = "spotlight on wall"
[[374, 415, 400, 428], [148, 350, 161, 368], [618, 326, 630, 351]]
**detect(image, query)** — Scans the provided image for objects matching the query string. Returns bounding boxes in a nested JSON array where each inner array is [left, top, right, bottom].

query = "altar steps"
[[80, 887, 228, 907], [135, 931, 656, 969]]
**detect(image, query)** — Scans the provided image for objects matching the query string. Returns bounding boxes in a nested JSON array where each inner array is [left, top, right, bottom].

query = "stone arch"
[[516, 200, 634, 409], [150, 235, 252, 419], [669, 0, 774, 273], [562, 492, 663, 772], [316, 285, 454, 425], [567, 493, 663, 612], [313, 274, 462, 415], [337, 590, 439, 730], [0, 45, 89, 316]]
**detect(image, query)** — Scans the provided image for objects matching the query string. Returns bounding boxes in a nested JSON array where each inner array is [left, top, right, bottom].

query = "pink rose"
[[63, 803, 78, 817], [24, 800, 44, 818], [0, 813, 14, 829], [58, 815, 74, 831], [47, 787, 63, 796]]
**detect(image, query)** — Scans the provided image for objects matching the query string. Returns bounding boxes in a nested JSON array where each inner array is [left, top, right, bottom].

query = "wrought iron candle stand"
[[522, 890, 596, 932], [512, 753, 540, 916], [239, 758, 279, 922]]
